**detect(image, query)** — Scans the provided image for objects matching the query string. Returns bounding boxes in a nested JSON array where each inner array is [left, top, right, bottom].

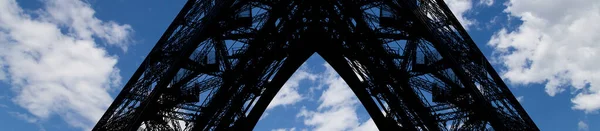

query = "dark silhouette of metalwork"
[[93, 0, 539, 130]]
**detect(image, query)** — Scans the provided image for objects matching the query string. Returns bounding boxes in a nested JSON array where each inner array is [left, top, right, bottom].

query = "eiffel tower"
[[93, 0, 539, 130]]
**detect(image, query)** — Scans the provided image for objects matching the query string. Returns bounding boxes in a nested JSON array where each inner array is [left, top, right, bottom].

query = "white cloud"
[[444, 0, 476, 29], [0, 59, 6, 80], [316, 64, 357, 110], [479, 0, 494, 6], [267, 64, 317, 110], [572, 93, 600, 113], [42, 0, 133, 51], [8, 111, 46, 131], [271, 127, 297, 131], [9, 111, 39, 124], [0, 0, 132, 130], [354, 118, 377, 131], [516, 96, 524, 102], [484, 15, 499, 30], [259, 112, 269, 121], [296, 63, 377, 131], [578, 121, 589, 131], [487, 0, 600, 112]]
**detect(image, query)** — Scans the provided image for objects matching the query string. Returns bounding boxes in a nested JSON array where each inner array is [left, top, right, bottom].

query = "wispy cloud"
[[295, 63, 377, 131], [516, 96, 524, 102], [9, 111, 39, 124], [8, 111, 46, 131], [578, 121, 589, 131], [478, 0, 494, 6], [267, 64, 317, 110], [0, 0, 132, 130], [271, 127, 298, 131]]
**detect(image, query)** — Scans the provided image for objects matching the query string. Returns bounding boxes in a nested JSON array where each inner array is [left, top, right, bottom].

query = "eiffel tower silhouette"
[[93, 0, 539, 130]]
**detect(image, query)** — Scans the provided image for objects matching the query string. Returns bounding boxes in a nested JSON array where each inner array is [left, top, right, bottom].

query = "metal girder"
[[317, 43, 402, 130], [94, 0, 539, 131]]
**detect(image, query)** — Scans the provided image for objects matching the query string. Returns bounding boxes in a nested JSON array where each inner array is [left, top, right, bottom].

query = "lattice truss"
[[93, 0, 538, 131]]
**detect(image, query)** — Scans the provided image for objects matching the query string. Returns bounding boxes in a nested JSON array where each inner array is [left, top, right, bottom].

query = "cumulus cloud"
[[0, 0, 132, 130], [295, 63, 377, 131], [42, 0, 133, 51], [267, 65, 317, 110], [487, 0, 600, 113], [444, 0, 476, 29]]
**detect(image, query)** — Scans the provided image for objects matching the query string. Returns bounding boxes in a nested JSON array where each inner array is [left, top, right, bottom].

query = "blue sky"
[[0, 0, 599, 131]]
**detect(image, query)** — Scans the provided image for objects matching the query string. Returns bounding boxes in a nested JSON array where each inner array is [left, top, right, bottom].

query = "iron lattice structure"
[[94, 0, 539, 130]]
